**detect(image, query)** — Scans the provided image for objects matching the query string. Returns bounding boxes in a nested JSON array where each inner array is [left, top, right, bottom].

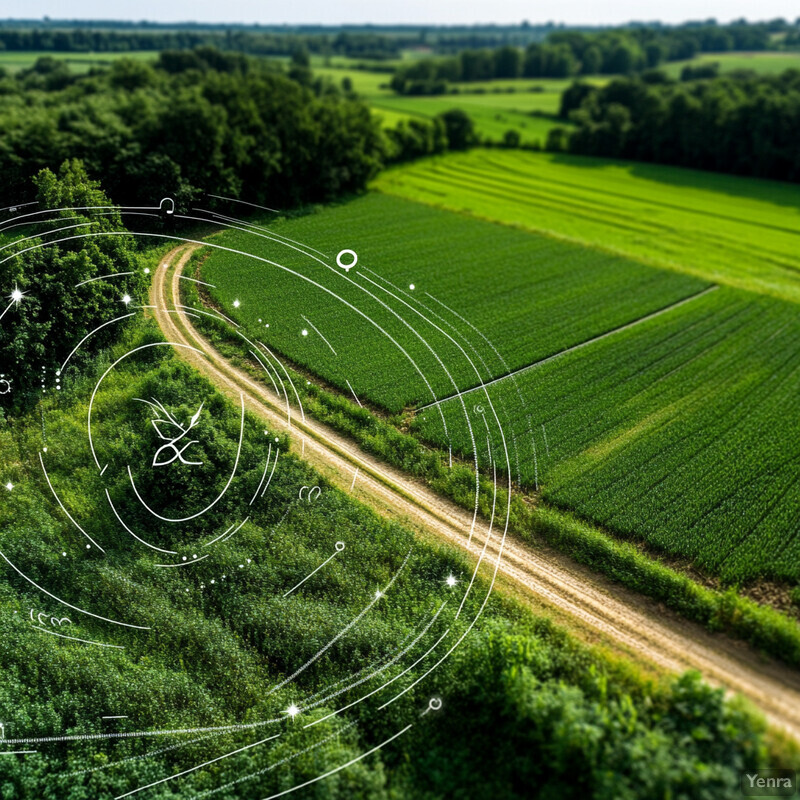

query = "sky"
[[3, 0, 797, 26]]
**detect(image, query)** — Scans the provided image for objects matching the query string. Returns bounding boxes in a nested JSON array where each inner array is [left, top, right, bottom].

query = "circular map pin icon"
[[336, 249, 358, 272]]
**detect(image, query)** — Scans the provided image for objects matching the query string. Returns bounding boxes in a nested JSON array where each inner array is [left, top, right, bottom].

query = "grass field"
[[199, 151, 800, 586], [373, 150, 800, 303], [0, 50, 156, 73], [313, 65, 576, 143], [663, 50, 800, 78]]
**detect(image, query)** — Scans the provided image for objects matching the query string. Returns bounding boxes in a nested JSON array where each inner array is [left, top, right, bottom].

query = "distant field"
[[313, 65, 576, 144], [0, 50, 156, 73], [663, 50, 800, 77], [373, 150, 800, 303]]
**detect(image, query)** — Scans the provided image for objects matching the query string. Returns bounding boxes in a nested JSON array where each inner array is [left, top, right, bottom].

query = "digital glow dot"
[[192, 554, 197, 559], [284, 704, 301, 719], [301, 329, 308, 337], [122, 294, 131, 305], [62, 552, 67, 557], [144, 268, 150, 275], [409, 284, 415, 290], [5, 482, 13, 491], [233, 300, 241, 308], [86, 544, 91, 549], [210, 579, 215, 584], [265, 323, 269, 328], [11, 288, 23, 303], [43, 447, 47, 452], [446, 574, 458, 587], [182, 556, 187, 561], [258, 318, 262, 323], [274, 437, 279, 442]]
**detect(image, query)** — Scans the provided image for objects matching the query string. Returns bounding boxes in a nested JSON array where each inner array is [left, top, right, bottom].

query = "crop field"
[[199, 151, 800, 586], [663, 50, 800, 78], [199, 192, 704, 413], [373, 150, 800, 303], [415, 285, 800, 583]]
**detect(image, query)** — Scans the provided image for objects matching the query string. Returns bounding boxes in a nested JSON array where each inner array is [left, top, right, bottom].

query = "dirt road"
[[151, 244, 800, 740]]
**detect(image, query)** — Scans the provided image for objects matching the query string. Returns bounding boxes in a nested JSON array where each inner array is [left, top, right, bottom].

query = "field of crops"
[[414, 285, 800, 583], [199, 149, 800, 586], [199, 192, 704, 413], [373, 150, 800, 303]]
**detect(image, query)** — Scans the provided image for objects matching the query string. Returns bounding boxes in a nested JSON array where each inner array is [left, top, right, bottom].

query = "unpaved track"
[[152, 244, 800, 740]]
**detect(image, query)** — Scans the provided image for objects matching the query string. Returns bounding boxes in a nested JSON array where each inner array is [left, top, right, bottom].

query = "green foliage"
[[0, 48, 385, 209], [564, 70, 800, 183], [0, 328, 775, 795], [0, 160, 147, 411]]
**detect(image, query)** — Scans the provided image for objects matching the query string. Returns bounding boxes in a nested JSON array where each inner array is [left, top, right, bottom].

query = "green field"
[[663, 50, 800, 78], [373, 150, 800, 303], [198, 152, 800, 586], [0, 50, 156, 73], [313, 65, 576, 144], [199, 194, 704, 413]]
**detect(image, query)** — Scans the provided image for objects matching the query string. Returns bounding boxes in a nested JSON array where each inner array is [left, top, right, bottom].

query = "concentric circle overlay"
[[0, 196, 535, 798]]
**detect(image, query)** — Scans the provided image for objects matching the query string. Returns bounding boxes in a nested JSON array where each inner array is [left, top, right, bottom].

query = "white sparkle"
[[144, 268, 150, 275], [446, 574, 458, 587], [375, 589, 382, 600], [409, 284, 415, 290], [122, 294, 131, 305], [233, 300, 240, 308], [10, 287, 23, 303], [4, 482, 13, 491], [283, 704, 301, 719], [301, 329, 308, 337]]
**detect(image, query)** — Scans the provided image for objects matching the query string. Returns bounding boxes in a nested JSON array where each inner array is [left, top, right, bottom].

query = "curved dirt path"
[[151, 244, 800, 741]]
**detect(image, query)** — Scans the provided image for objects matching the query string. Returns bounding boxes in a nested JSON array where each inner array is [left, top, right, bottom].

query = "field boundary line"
[[418, 284, 719, 410]]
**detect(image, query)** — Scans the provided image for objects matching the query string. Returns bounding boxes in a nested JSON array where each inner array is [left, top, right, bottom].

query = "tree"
[[0, 160, 146, 409], [437, 109, 476, 150]]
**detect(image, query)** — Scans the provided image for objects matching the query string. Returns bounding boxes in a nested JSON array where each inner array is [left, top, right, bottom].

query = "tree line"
[[389, 20, 788, 93], [553, 69, 800, 182], [0, 27, 403, 60]]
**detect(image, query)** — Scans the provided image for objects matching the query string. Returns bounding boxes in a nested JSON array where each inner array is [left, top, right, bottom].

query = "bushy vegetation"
[[0, 48, 384, 210], [0, 160, 147, 411], [0, 313, 772, 797], [558, 69, 800, 182], [0, 26, 404, 60]]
